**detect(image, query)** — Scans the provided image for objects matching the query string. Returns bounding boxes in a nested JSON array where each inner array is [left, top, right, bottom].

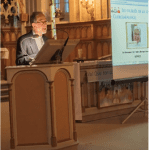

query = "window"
[[64, 0, 69, 13], [54, 0, 60, 9], [54, 0, 69, 13]]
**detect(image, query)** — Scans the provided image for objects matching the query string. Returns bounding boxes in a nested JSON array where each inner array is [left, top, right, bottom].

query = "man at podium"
[[16, 12, 48, 65]]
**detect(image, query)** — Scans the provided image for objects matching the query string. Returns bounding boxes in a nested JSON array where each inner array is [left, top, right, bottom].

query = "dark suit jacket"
[[16, 30, 48, 65]]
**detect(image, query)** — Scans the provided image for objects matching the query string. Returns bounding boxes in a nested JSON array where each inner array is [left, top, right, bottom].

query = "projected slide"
[[111, 0, 148, 66], [126, 22, 148, 49]]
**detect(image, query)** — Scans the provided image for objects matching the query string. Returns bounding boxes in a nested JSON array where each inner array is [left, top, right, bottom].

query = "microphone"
[[51, 28, 69, 63]]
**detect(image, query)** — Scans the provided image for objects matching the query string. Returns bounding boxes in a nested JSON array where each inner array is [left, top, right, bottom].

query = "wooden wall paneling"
[[107, 41, 110, 55], [9, 46, 13, 66], [17, 32, 21, 39], [69, 28, 75, 39], [81, 43, 87, 59], [97, 42, 102, 59], [87, 42, 93, 59], [11, 48, 16, 66], [107, 24, 110, 37], [96, 25, 102, 38], [93, 40, 97, 59], [102, 25, 108, 37], [76, 27, 81, 39], [69, 46, 76, 62], [103, 42, 109, 56], [67, 28, 71, 39], [11, 32, 16, 41], [5, 47, 11, 67], [74, 46, 77, 60], [87, 26, 92, 38], [56, 29, 61, 39], [81, 27, 87, 39], [109, 24, 111, 37], [5, 32, 10, 42], [109, 41, 112, 54], [74, 28, 77, 39], [100, 25, 103, 38]]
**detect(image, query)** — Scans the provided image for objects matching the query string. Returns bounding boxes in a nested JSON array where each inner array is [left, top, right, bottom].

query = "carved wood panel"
[[1, 28, 21, 79]]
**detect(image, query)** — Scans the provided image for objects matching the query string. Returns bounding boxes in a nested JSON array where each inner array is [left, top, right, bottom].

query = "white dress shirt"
[[32, 31, 44, 51]]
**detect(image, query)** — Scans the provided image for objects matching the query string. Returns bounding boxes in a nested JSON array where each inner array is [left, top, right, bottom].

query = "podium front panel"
[[6, 64, 78, 150], [54, 70, 71, 143], [13, 71, 48, 145]]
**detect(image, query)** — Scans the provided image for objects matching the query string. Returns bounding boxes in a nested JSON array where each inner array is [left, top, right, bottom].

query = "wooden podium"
[[6, 63, 78, 150]]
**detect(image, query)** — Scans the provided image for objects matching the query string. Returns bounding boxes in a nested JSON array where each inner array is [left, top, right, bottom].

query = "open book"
[[32, 39, 80, 65]]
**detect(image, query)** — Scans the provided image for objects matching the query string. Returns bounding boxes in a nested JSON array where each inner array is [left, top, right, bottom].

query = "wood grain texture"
[[54, 71, 70, 143], [14, 72, 48, 145]]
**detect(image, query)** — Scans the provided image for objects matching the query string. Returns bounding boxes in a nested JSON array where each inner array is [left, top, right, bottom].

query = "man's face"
[[32, 14, 47, 36], [133, 29, 140, 43]]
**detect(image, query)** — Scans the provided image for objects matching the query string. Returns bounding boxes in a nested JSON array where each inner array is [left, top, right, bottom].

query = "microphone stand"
[[51, 35, 69, 64]]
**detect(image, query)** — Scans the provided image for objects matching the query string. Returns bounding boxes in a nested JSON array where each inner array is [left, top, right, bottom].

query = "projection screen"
[[111, 0, 148, 79]]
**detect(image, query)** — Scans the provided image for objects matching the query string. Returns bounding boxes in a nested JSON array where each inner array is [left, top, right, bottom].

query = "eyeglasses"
[[36, 21, 48, 25]]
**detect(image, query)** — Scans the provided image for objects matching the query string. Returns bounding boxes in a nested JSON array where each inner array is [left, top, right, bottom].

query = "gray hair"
[[30, 12, 45, 24]]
